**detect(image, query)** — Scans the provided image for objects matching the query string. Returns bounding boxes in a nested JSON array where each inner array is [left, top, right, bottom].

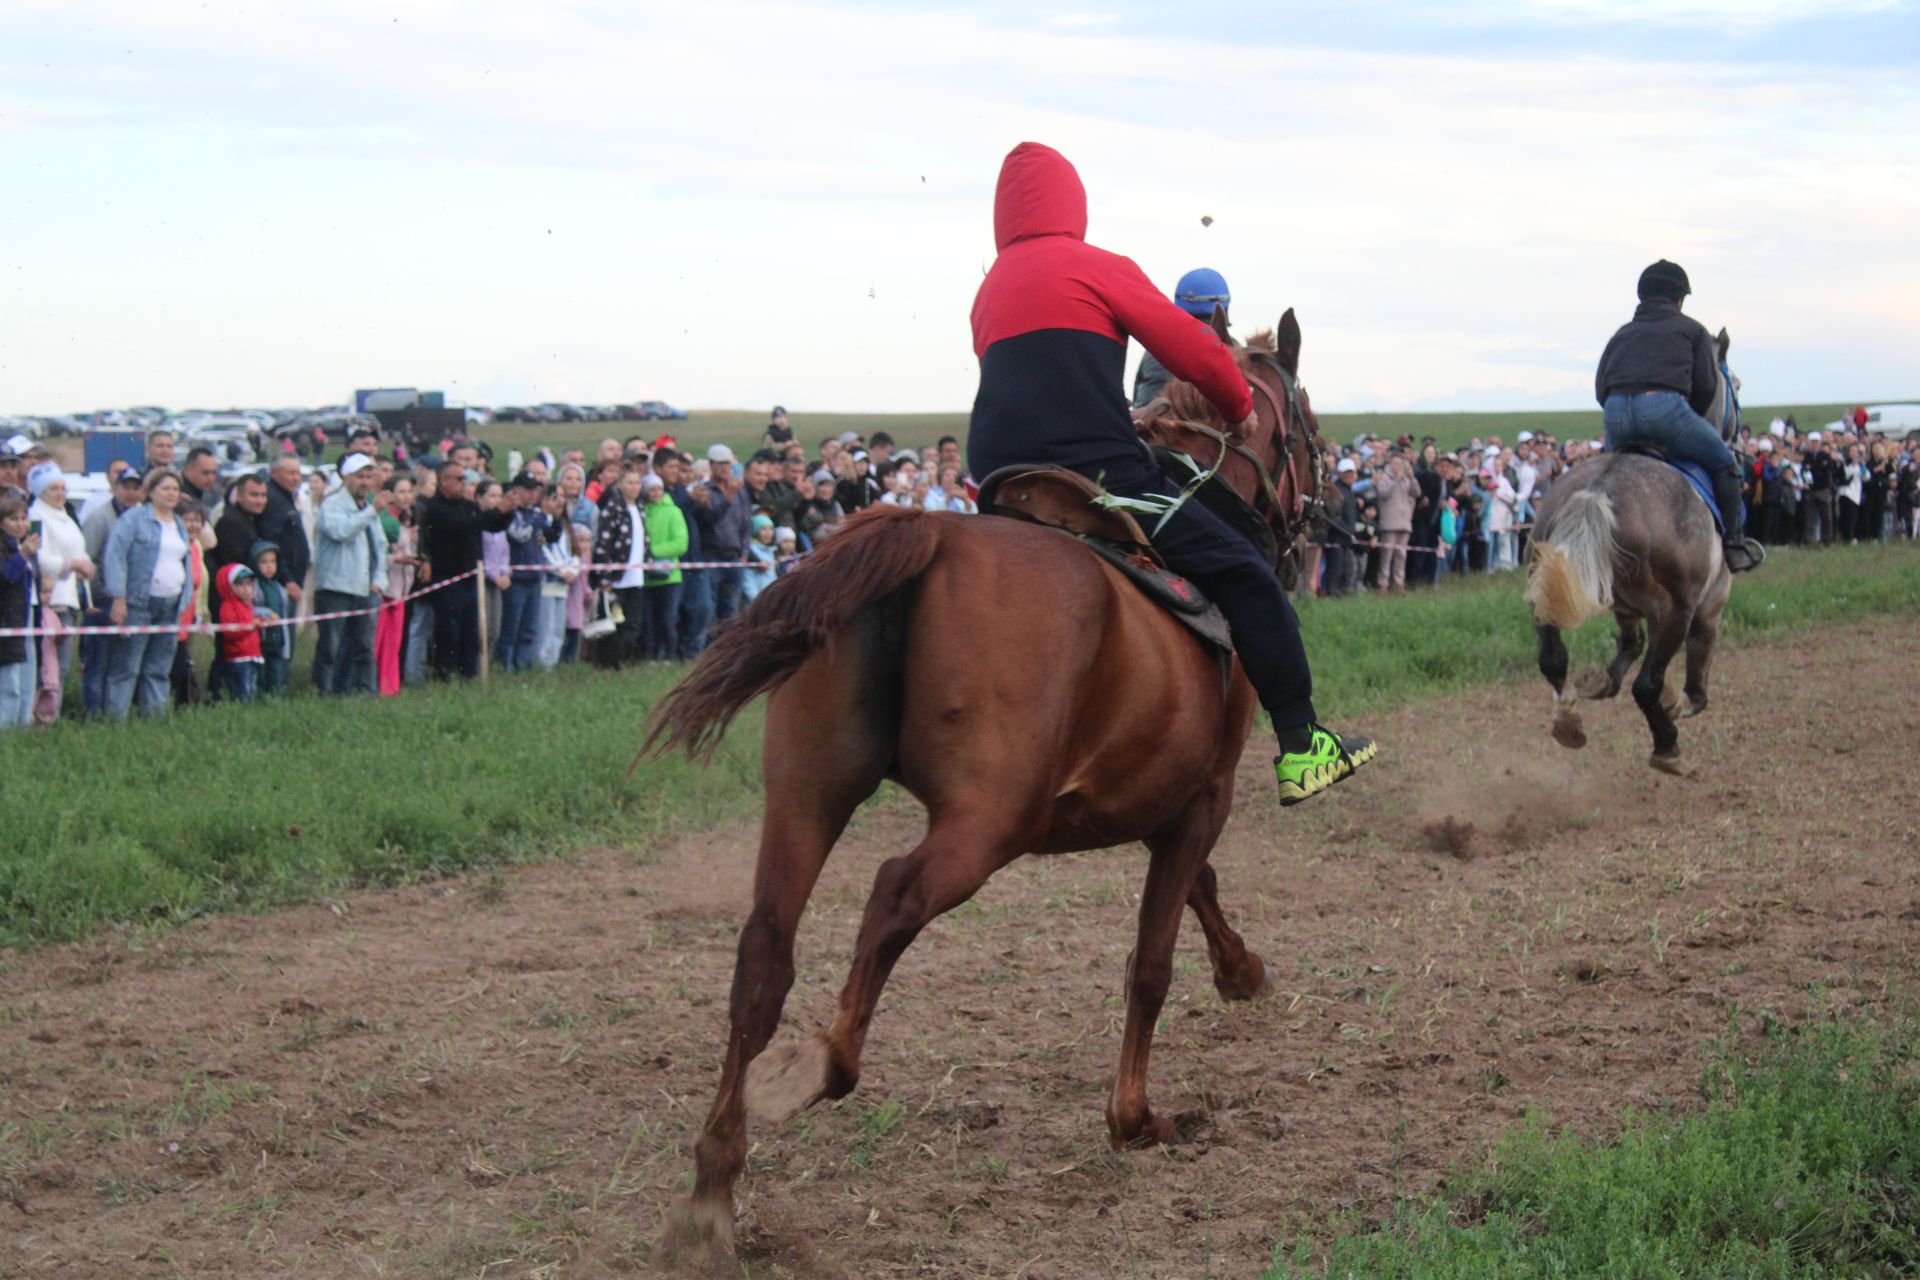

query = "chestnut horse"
[[653, 313, 1325, 1264]]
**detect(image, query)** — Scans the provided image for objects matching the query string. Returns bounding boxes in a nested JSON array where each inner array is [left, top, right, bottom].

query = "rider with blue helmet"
[[1131, 268, 1232, 409], [1595, 261, 1765, 572]]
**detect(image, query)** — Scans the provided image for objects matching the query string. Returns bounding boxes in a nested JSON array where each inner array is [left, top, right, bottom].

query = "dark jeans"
[[226, 661, 258, 701], [496, 579, 542, 671], [709, 564, 745, 626], [1106, 467, 1316, 730], [676, 568, 714, 659], [81, 608, 112, 714], [431, 578, 483, 679], [1321, 544, 1357, 598], [645, 582, 682, 659], [312, 589, 377, 694]]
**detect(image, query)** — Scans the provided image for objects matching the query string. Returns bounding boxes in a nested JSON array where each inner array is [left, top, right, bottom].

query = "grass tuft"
[[1265, 1006, 1920, 1278]]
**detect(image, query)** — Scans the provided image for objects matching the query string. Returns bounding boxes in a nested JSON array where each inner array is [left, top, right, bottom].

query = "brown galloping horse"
[[653, 312, 1326, 1264]]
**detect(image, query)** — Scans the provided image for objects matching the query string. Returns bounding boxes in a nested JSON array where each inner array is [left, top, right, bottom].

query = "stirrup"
[[1724, 538, 1765, 573]]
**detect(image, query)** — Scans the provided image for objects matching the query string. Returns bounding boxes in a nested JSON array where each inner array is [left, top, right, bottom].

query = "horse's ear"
[[1210, 304, 1232, 344], [1715, 327, 1730, 361], [1275, 308, 1302, 375]]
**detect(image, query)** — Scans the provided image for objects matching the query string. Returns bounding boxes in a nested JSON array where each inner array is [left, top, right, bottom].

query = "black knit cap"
[[1637, 259, 1691, 301]]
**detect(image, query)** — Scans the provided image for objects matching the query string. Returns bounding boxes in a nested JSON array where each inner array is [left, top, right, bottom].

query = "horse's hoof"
[[1680, 698, 1708, 719], [744, 1034, 834, 1124], [1111, 1111, 1177, 1150], [1571, 670, 1615, 700], [1551, 716, 1588, 750], [660, 1196, 736, 1273], [1648, 751, 1686, 777]]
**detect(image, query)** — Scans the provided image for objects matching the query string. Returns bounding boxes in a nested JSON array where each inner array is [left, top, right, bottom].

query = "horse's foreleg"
[[1632, 609, 1693, 772], [1538, 624, 1586, 749], [1108, 810, 1217, 1150], [747, 822, 1013, 1124], [1186, 860, 1269, 1001]]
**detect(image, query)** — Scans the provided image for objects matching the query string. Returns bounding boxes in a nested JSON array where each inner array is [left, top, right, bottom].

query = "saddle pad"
[[1077, 536, 1235, 652], [1665, 457, 1736, 535]]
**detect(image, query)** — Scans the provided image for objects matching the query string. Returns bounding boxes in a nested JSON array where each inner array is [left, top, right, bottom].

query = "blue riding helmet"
[[1174, 267, 1230, 318]]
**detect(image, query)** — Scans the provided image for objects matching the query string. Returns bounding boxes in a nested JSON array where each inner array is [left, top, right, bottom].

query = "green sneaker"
[[1274, 725, 1377, 806]]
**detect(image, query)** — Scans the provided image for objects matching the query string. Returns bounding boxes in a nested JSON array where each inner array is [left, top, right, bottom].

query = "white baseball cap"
[[706, 443, 736, 464], [1517, 431, 1534, 443], [1336, 458, 1358, 474], [339, 453, 375, 477], [1754, 438, 1773, 452], [1808, 431, 1822, 442]]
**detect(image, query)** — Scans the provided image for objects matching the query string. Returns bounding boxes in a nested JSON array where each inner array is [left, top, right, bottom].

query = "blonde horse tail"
[[1526, 490, 1617, 631]]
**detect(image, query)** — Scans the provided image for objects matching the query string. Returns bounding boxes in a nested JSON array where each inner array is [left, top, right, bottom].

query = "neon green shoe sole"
[[1274, 728, 1377, 806]]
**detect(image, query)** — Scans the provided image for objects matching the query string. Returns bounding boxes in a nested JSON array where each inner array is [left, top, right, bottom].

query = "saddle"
[[976, 465, 1234, 653], [1613, 443, 1736, 534]]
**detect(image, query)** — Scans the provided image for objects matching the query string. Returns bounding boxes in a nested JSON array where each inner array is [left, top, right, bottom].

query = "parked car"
[[1829, 404, 1920, 440], [491, 406, 537, 423], [183, 416, 263, 465], [537, 403, 591, 422], [637, 400, 688, 420]]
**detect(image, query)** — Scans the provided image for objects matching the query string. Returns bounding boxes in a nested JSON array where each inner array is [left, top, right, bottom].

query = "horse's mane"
[[1243, 330, 1276, 354]]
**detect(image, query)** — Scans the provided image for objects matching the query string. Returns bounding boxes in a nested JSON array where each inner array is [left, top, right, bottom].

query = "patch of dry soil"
[[3, 618, 1918, 1277]]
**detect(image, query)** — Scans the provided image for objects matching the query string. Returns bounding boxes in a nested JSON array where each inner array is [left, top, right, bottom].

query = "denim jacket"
[[313, 488, 388, 597], [101, 504, 191, 609]]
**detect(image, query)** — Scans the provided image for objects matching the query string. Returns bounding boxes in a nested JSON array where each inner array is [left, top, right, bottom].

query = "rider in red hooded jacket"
[[968, 141, 1374, 805]]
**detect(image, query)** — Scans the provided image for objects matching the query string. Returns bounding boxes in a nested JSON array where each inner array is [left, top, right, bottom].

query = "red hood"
[[993, 141, 1087, 251], [213, 562, 249, 603]]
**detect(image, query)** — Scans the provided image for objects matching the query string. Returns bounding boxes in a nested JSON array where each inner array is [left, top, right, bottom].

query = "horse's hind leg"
[[1572, 611, 1643, 700], [1186, 862, 1270, 1001], [1108, 797, 1224, 1149], [665, 650, 893, 1263], [744, 818, 1016, 1123], [1632, 609, 1693, 773], [1538, 624, 1586, 749], [1680, 598, 1725, 719]]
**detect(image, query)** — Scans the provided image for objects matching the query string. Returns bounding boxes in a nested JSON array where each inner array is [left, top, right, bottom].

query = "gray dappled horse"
[[1525, 328, 1739, 773]]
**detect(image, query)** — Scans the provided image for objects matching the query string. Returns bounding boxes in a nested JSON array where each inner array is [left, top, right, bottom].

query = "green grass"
[[1, 543, 1914, 950], [1264, 1005, 1920, 1278], [458, 401, 1883, 469], [1301, 540, 1920, 715]]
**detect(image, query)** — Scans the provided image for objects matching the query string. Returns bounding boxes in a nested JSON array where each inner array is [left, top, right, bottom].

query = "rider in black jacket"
[[1595, 261, 1765, 572]]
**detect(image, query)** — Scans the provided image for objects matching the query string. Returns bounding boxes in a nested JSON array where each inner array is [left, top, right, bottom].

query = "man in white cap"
[[693, 443, 750, 625], [1322, 457, 1362, 596], [311, 452, 387, 695]]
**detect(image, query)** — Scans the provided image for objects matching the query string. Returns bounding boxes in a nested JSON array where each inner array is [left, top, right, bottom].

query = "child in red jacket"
[[213, 563, 264, 702]]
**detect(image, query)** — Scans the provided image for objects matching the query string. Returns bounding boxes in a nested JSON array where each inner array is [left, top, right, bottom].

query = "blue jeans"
[[645, 582, 682, 659], [495, 579, 542, 671], [226, 661, 258, 701], [81, 608, 113, 715], [312, 589, 377, 695], [106, 594, 181, 720], [403, 599, 432, 684], [1602, 391, 1735, 473], [0, 648, 33, 729], [709, 564, 745, 627], [676, 568, 714, 659]]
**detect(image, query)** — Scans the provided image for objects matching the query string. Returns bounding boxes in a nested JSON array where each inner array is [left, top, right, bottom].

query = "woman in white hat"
[[26, 463, 92, 723]]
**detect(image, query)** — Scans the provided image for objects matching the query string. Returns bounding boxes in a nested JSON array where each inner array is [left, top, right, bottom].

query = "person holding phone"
[[0, 492, 42, 728]]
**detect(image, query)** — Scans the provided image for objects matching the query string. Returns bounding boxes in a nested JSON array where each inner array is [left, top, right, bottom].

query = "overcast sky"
[[3, 0, 1915, 416]]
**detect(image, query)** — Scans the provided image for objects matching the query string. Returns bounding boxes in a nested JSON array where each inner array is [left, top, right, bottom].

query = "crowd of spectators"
[[3, 404, 1914, 730], [1299, 410, 1920, 599]]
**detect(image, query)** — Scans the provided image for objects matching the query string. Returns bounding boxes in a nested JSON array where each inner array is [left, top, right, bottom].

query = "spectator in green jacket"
[[641, 473, 689, 660]]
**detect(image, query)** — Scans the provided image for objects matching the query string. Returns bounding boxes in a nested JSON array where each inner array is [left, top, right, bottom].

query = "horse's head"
[[1706, 326, 1740, 442], [1137, 307, 1327, 582]]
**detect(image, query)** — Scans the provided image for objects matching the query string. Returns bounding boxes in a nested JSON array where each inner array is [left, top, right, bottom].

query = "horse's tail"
[[1526, 490, 1617, 631], [642, 506, 942, 763]]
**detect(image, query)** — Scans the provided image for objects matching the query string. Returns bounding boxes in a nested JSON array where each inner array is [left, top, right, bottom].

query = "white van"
[[1825, 404, 1920, 439]]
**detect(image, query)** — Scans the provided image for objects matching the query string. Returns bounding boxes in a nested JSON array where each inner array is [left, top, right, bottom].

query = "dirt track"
[[4, 616, 1918, 1278]]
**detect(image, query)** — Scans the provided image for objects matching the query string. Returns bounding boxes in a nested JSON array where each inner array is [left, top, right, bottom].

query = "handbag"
[[582, 591, 620, 640]]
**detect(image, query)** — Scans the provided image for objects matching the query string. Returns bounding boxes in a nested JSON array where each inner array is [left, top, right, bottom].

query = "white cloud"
[[0, 0, 1914, 415]]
